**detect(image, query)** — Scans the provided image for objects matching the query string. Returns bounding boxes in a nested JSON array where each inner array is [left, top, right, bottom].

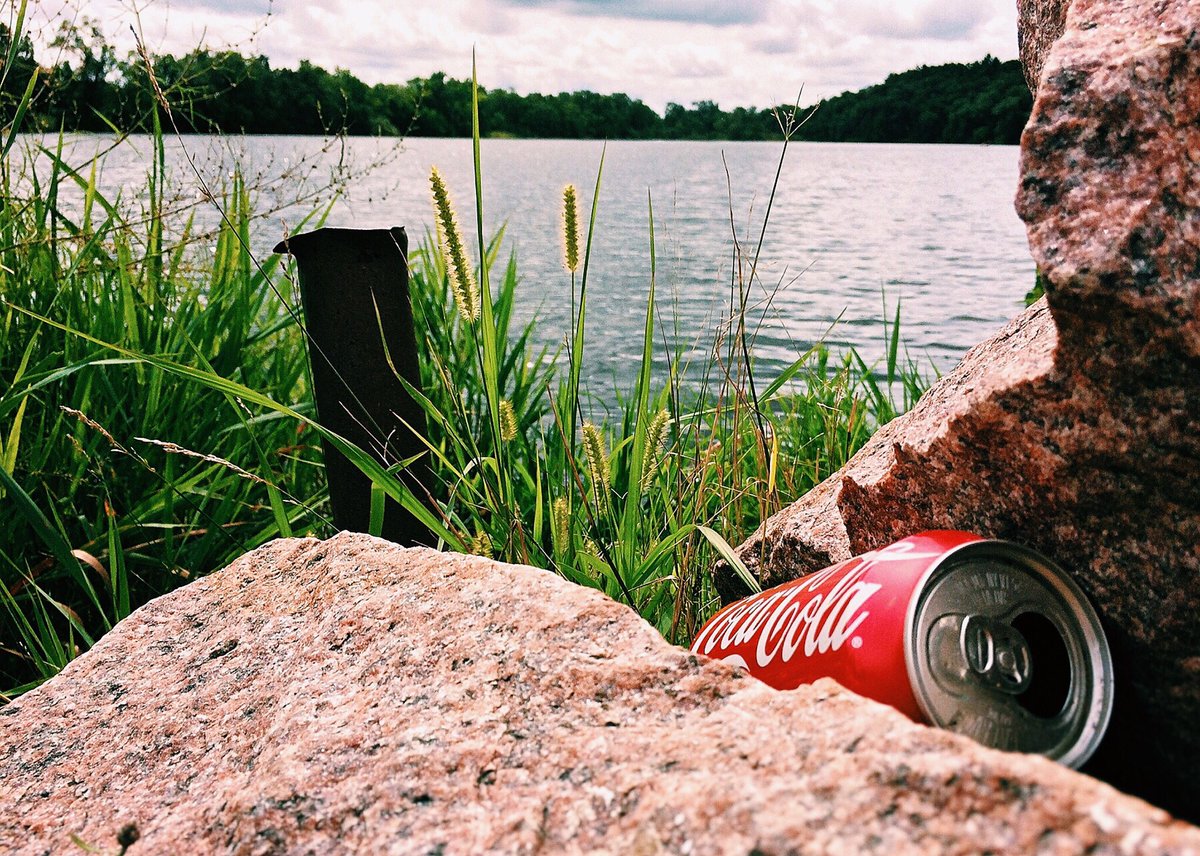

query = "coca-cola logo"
[[692, 541, 939, 668]]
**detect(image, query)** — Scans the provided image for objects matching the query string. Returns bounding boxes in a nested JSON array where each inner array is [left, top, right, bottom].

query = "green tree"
[[1, 20, 38, 122], [43, 19, 129, 130], [408, 72, 472, 137]]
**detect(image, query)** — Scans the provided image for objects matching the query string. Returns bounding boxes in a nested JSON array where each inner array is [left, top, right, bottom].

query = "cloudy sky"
[[37, 0, 1020, 112]]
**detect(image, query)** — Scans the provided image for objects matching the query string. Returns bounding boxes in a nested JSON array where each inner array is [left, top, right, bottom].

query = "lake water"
[[35, 135, 1035, 393]]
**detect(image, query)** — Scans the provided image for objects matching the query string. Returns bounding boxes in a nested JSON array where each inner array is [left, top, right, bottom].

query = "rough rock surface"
[[1017, 0, 1070, 92], [724, 0, 1200, 820], [1, 533, 1198, 854]]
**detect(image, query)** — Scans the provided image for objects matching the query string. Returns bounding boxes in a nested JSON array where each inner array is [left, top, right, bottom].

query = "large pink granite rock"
[[1, 534, 1198, 853], [724, 0, 1200, 820]]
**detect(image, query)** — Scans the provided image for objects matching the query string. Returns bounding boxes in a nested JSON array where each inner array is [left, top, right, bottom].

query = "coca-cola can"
[[691, 530, 1114, 768]]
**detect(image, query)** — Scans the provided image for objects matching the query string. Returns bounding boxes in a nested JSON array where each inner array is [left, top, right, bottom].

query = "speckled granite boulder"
[[1, 534, 1198, 854], [723, 0, 1200, 819]]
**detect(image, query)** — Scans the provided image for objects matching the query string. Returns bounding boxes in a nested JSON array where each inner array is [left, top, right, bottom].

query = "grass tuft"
[[0, 50, 928, 699]]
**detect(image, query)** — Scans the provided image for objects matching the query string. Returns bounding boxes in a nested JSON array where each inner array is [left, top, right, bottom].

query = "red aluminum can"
[[691, 531, 1114, 768]]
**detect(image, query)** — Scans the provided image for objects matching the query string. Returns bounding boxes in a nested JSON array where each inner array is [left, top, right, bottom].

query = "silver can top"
[[905, 540, 1114, 768]]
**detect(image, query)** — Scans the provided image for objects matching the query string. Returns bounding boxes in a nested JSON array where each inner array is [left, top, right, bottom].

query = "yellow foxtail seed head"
[[562, 185, 580, 273], [429, 166, 479, 322], [582, 533, 602, 561], [470, 530, 493, 558], [581, 422, 610, 501], [499, 399, 518, 443], [552, 496, 571, 550], [640, 408, 670, 494]]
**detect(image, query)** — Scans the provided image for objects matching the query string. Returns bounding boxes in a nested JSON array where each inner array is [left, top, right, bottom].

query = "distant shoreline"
[[15, 23, 1029, 146], [27, 132, 1021, 145]]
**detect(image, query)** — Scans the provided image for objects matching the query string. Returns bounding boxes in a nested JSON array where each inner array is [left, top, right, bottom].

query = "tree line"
[[3, 20, 1031, 144]]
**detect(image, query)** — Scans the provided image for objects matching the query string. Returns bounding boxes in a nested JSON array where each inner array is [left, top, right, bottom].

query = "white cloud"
[[31, 0, 1020, 113], [495, 0, 772, 26], [848, 0, 993, 41]]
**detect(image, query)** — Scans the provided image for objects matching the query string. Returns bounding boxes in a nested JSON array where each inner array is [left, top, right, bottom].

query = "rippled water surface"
[[43, 135, 1035, 390]]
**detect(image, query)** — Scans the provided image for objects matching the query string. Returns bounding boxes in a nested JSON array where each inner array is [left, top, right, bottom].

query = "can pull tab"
[[960, 615, 1033, 694]]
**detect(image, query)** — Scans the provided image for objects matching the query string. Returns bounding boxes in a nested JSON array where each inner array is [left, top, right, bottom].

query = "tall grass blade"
[[617, 190, 658, 572], [887, 295, 902, 384], [1, 69, 38, 159], [368, 483, 386, 538], [698, 525, 762, 595]]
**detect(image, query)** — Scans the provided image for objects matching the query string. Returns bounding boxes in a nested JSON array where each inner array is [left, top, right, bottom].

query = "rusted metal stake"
[[274, 226, 432, 546]]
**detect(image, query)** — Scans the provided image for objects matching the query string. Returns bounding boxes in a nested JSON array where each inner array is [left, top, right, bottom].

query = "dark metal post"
[[274, 226, 432, 546]]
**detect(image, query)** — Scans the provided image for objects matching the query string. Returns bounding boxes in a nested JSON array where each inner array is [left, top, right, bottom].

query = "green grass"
[[0, 56, 927, 700], [0, 125, 341, 697]]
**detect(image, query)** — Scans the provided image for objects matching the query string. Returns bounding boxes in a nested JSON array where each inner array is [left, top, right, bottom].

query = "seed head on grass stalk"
[[552, 496, 571, 553], [470, 530, 494, 558], [562, 185, 580, 273], [429, 166, 479, 322], [640, 408, 671, 494], [581, 422, 610, 505], [582, 533, 602, 561], [499, 398, 518, 443]]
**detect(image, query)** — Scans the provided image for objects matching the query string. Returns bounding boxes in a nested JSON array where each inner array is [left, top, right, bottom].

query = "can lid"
[[905, 540, 1114, 768]]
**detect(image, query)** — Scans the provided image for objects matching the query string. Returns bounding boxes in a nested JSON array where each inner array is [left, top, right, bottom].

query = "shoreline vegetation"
[[4, 19, 1029, 144], [1, 16, 933, 701]]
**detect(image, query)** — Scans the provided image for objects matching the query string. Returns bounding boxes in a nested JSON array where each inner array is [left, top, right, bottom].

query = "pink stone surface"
[[1019, 0, 1200, 362], [2, 534, 1198, 853], [724, 0, 1200, 819]]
